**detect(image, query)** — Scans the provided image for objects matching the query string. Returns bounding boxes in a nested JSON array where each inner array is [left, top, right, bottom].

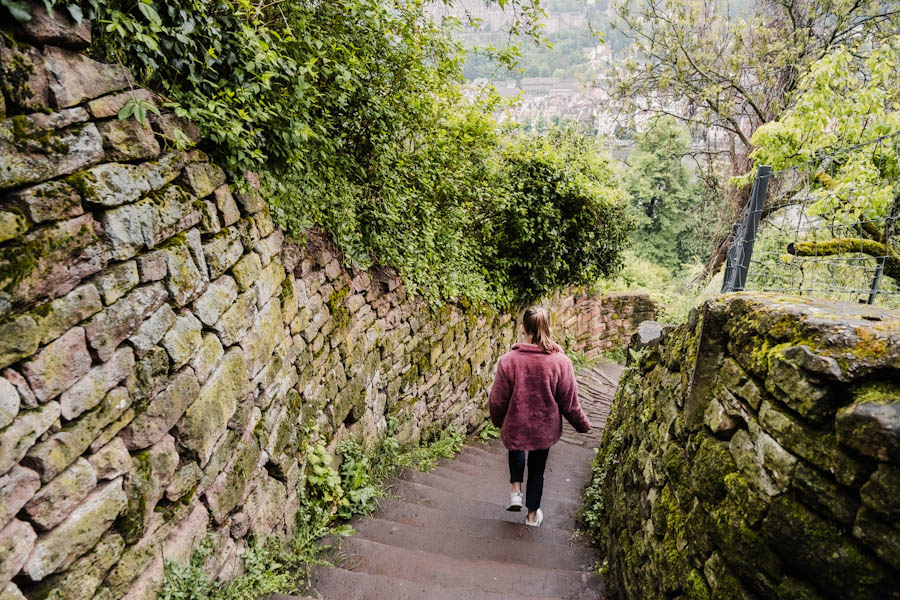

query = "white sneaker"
[[524, 508, 543, 527], [506, 491, 524, 511]]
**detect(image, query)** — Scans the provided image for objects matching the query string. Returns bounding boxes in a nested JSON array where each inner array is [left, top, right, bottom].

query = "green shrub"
[[483, 129, 634, 302]]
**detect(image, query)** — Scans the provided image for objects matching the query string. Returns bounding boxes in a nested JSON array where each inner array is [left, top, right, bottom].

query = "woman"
[[488, 306, 592, 527]]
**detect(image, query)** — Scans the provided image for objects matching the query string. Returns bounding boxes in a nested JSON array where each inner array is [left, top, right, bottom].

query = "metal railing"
[[721, 132, 900, 307]]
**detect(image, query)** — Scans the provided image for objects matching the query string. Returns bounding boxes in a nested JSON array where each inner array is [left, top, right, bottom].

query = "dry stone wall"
[[547, 289, 656, 360], [593, 293, 900, 600], [0, 11, 655, 600]]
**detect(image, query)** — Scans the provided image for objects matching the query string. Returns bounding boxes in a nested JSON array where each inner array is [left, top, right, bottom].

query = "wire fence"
[[721, 131, 900, 308]]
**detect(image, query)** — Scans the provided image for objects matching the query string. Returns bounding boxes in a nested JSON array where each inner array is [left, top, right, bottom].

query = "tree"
[[625, 118, 705, 269], [607, 0, 900, 279], [744, 38, 900, 282]]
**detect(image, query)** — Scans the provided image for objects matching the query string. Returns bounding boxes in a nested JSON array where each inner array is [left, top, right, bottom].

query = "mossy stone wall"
[[591, 293, 900, 600]]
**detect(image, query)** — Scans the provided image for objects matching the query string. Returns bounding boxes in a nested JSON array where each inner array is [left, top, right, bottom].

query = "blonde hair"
[[522, 306, 562, 353]]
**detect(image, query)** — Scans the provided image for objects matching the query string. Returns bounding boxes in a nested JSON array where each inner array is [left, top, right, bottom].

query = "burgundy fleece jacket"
[[488, 343, 591, 451]]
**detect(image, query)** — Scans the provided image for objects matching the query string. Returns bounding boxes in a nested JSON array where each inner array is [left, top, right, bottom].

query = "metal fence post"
[[721, 165, 771, 293]]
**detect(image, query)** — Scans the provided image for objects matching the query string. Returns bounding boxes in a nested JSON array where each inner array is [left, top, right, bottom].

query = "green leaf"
[[1, 0, 33, 21]]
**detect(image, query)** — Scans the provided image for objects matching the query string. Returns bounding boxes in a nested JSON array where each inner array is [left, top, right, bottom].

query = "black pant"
[[508, 448, 549, 511]]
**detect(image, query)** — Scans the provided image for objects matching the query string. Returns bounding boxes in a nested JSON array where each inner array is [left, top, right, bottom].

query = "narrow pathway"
[[294, 362, 620, 600]]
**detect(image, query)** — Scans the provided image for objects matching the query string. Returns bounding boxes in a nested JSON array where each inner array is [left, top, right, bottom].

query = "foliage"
[[1, 0, 630, 307], [600, 344, 626, 364], [609, 0, 899, 276], [625, 117, 706, 269], [478, 422, 501, 441], [743, 38, 900, 282], [482, 128, 634, 303]]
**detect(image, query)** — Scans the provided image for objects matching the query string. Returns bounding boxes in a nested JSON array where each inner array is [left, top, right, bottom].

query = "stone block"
[[199, 200, 220, 234], [161, 311, 202, 368], [836, 382, 900, 464], [0, 519, 35, 587], [240, 299, 282, 378], [792, 461, 859, 526], [127, 303, 176, 357], [860, 463, 900, 518], [24, 457, 96, 530], [1, 370, 35, 410], [255, 229, 284, 266], [213, 185, 240, 227], [759, 400, 868, 488], [13, 1, 91, 47], [119, 504, 208, 600], [255, 257, 285, 308], [0, 583, 25, 600], [203, 227, 243, 280], [0, 315, 39, 372], [62, 346, 134, 420], [0, 466, 40, 530], [140, 186, 201, 249], [84, 282, 167, 362], [190, 332, 224, 384], [234, 190, 264, 214], [70, 162, 151, 207], [165, 461, 201, 501], [88, 89, 155, 119], [22, 327, 91, 402], [0, 214, 107, 313], [27, 532, 123, 600], [176, 162, 225, 198], [42, 46, 129, 108], [213, 291, 257, 347], [161, 236, 206, 307], [120, 435, 178, 543], [280, 276, 298, 325], [141, 151, 187, 191], [193, 276, 238, 329], [0, 43, 49, 112], [120, 367, 199, 450], [23, 478, 126, 581], [97, 119, 160, 161], [245, 475, 286, 537], [135, 251, 166, 282], [175, 348, 248, 465], [0, 209, 29, 244], [763, 494, 897, 600], [853, 506, 900, 571], [24, 388, 129, 482], [6, 180, 83, 224], [0, 120, 103, 190], [204, 419, 262, 523], [31, 284, 102, 345], [231, 252, 261, 291], [125, 346, 169, 409], [89, 437, 132, 480], [89, 406, 134, 454]]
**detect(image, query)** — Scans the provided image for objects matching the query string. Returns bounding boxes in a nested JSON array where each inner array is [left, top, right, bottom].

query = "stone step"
[[323, 535, 605, 599], [385, 478, 580, 532], [398, 467, 586, 504], [346, 516, 596, 571], [427, 462, 588, 497], [453, 448, 594, 483], [308, 565, 564, 600], [369, 497, 580, 547]]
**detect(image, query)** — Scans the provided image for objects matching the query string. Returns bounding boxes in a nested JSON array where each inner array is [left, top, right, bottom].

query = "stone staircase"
[[275, 363, 621, 600]]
